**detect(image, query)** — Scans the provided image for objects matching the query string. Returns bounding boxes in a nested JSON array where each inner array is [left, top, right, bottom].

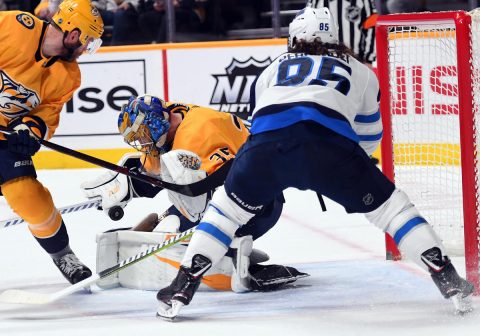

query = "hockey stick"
[[0, 126, 232, 197], [0, 199, 101, 229], [0, 223, 195, 304]]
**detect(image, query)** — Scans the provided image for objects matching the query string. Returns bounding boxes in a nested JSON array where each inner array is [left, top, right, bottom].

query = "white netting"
[[385, 13, 480, 255], [470, 10, 480, 262]]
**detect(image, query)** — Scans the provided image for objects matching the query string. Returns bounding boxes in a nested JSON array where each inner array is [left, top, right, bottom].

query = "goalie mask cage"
[[376, 11, 480, 291]]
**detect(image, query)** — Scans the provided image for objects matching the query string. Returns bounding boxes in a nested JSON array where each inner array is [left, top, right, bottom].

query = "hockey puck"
[[108, 206, 124, 221]]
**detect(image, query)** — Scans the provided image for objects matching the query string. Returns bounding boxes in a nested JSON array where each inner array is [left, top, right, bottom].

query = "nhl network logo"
[[210, 57, 272, 120]]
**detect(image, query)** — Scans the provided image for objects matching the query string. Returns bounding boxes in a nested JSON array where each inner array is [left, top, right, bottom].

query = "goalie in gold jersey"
[[0, 0, 103, 284], [82, 94, 308, 293]]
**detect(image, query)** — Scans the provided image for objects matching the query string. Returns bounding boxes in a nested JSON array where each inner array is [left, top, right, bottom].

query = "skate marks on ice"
[[0, 261, 477, 327]]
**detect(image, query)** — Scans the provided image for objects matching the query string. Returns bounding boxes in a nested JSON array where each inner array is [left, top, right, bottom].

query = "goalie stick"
[[0, 210, 196, 305], [0, 199, 101, 229], [0, 125, 232, 197]]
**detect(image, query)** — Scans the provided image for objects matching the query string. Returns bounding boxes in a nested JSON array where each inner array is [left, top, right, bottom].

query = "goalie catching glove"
[[160, 149, 209, 222], [80, 153, 140, 217]]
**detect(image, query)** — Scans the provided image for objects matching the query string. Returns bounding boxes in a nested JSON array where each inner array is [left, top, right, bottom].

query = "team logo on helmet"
[[0, 71, 40, 118], [210, 57, 271, 120], [91, 7, 100, 16], [16, 13, 35, 29]]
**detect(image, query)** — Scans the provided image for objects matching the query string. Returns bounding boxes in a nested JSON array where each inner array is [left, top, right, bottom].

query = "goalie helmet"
[[288, 7, 339, 48], [51, 0, 104, 54], [118, 95, 171, 155]]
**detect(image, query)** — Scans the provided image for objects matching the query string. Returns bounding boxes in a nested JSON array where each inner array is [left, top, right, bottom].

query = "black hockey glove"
[[6, 116, 46, 156], [6, 129, 41, 156]]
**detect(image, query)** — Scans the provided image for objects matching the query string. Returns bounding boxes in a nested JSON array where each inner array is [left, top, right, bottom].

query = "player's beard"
[[61, 33, 83, 62]]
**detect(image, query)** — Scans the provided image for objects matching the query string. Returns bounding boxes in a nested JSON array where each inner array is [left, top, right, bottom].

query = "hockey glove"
[[80, 153, 142, 217], [81, 170, 133, 215], [6, 116, 47, 156]]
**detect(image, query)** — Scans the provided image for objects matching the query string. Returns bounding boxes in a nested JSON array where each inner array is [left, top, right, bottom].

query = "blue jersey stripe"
[[208, 204, 225, 216], [393, 217, 427, 245], [197, 222, 232, 248], [358, 132, 383, 142], [251, 105, 359, 143], [354, 110, 381, 123]]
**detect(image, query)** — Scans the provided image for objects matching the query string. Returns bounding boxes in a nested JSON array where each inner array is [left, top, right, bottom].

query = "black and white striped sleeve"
[[360, 0, 378, 64]]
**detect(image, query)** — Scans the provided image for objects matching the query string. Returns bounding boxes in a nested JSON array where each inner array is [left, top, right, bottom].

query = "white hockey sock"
[[366, 188, 447, 271], [181, 205, 239, 267], [397, 224, 446, 272]]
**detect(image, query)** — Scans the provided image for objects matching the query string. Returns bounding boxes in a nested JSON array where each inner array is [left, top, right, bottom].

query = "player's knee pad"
[[2, 176, 61, 237], [210, 186, 257, 225], [365, 188, 416, 233]]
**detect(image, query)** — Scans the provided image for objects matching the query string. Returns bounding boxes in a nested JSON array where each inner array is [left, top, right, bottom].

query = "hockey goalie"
[[82, 95, 308, 293]]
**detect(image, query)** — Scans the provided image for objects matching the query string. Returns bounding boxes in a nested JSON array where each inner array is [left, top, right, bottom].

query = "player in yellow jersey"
[[0, 0, 103, 284], [82, 94, 308, 293]]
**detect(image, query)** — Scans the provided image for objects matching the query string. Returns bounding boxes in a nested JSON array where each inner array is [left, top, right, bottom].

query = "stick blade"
[[0, 289, 53, 305]]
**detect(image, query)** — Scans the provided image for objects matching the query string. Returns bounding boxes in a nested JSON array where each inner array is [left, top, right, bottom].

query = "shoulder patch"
[[16, 13, 35, 29]]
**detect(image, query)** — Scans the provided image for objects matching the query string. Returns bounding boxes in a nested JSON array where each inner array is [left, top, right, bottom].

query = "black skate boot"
[[156, 254, 212, 320], [53, 252, 92, 284], [421, 247, 474, 314]]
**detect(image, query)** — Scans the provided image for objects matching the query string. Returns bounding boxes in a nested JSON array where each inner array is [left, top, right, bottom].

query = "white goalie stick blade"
[[156, 300, 185, 321], [0, 222, 195, 305], [1, 199, 101, 229]]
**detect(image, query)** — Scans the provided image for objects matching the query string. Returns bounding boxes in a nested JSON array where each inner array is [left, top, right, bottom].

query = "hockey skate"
[[156, 254, 212, 321], [421, 247, 474, 314], [53, 252, 92, 285]]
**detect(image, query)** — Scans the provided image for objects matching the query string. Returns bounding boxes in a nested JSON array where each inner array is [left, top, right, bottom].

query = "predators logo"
[[0, 71, 40, 119]]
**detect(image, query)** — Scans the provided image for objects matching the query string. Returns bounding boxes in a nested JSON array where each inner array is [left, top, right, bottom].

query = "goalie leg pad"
[[230, 235, 253, 293], [96, 231, 120, 289], [96, 229, 238, 291]]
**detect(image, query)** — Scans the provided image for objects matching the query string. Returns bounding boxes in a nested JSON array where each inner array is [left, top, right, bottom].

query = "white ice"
[[0, 169, 479, 336]]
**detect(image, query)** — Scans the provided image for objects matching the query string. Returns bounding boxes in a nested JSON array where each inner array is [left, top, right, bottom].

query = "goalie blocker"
[[96, 214, 308, 292]]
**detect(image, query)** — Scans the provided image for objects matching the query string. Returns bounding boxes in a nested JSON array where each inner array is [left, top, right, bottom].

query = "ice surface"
[[0, 169, 478, 336]]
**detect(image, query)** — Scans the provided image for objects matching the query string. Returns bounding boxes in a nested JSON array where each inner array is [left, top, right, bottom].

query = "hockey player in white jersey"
[[156, 7, 475, 320]]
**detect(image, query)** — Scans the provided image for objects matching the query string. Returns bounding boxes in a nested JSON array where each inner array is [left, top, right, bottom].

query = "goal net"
[[376, 11, 480, 289]]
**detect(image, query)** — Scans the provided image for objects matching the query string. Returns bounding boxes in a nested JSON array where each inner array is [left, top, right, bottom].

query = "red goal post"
[[376, 11, 480, 290]]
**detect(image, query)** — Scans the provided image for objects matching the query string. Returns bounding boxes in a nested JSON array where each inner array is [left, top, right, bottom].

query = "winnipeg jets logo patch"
[[0, 71, 40, 119]]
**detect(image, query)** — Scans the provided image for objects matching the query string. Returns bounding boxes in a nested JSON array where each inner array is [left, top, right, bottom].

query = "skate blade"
[[451, 294, 473, 315], [156, 300, 184, 321]]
